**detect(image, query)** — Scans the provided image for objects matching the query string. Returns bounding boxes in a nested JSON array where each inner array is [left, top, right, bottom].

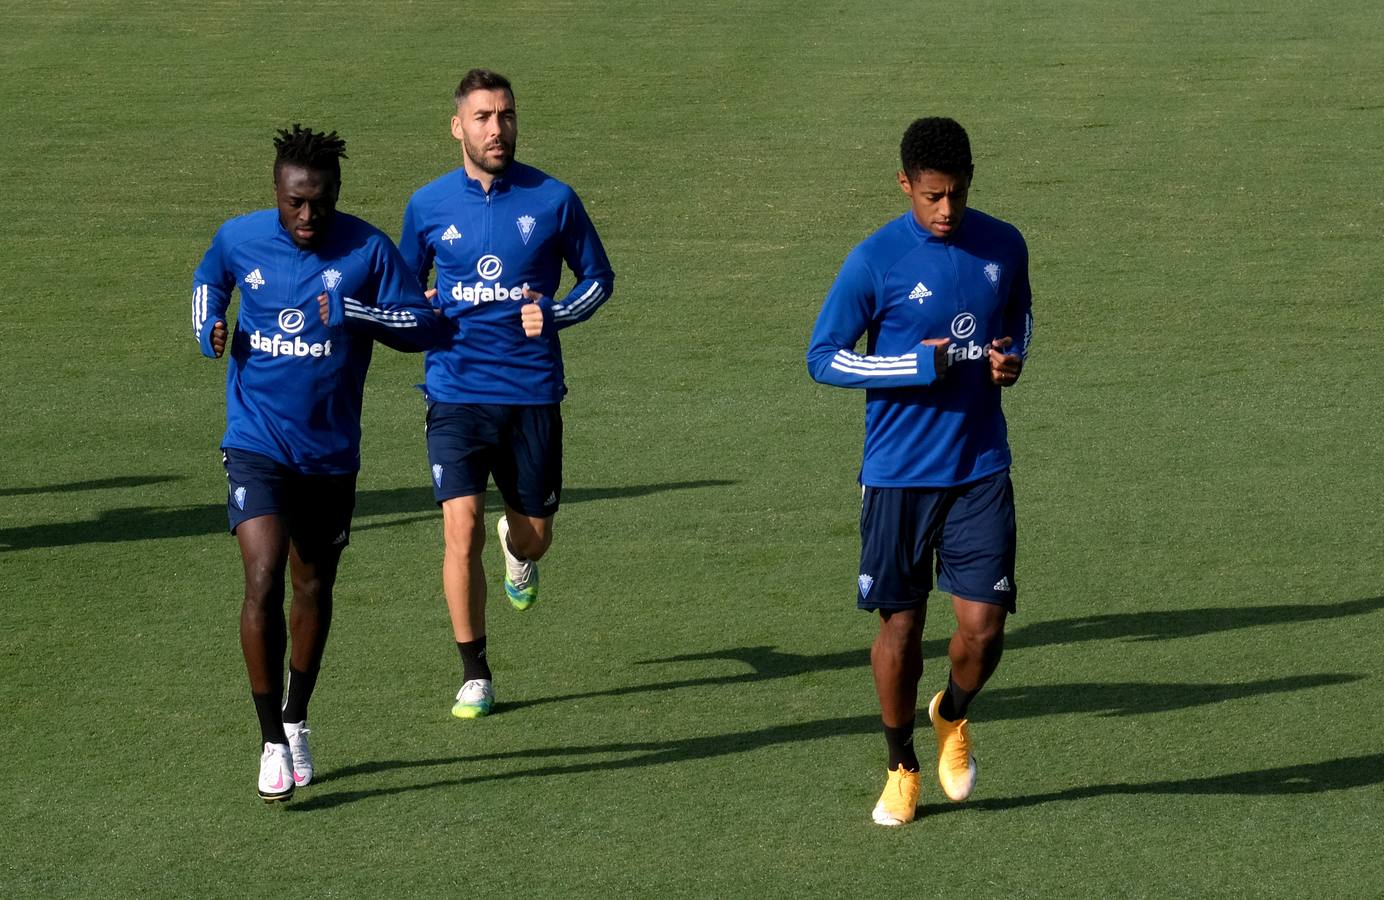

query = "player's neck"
[[463, 159, 509, 194]]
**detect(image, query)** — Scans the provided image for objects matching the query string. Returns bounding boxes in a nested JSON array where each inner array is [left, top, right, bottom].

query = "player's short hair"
[[273, 124, 348, 180], [900, 117, 973, 181], [455, 68, 514, 106]]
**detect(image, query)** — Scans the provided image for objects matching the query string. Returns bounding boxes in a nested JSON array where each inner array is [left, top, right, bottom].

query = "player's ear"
[[897, 170, 912, 196], [450, 115, 465, 141]]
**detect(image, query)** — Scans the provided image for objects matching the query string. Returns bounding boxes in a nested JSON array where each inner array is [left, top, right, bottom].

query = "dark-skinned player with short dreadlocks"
[[192, 125, 451, 801]]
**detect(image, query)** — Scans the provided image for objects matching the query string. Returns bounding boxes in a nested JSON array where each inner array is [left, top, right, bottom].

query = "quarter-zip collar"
[[904, 208, 968, 245]]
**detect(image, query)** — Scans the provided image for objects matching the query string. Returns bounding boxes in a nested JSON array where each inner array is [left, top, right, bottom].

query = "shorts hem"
[[937, 581, 1017, 614], [857, 599, 923, 613]]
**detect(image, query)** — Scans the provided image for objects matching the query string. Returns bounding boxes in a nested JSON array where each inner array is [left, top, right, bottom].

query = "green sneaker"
[[497, 516, 539, 611], [451, 679, 494, 719]]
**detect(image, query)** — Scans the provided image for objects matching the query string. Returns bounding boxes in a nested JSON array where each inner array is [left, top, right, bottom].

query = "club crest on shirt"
[[984, 263, 1000, 285], [516, 215, 536, 245], [321, 268, 343, 291], [858, 574, 874, 598], [233, 486, 247, 510]]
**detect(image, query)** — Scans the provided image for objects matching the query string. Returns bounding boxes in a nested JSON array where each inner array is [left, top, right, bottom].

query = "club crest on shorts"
[[516, 215, 536, 245], [858, 574, 874, 598], [431, 464, 443, 487], [233, 485, 247, 510]]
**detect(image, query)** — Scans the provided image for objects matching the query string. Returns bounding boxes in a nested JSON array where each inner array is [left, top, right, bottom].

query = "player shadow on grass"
[[500, 596, 1384, 711], [1003, 596, 1384, 648], [506, 667, 1362, 720], [0, 474, 182, 498], [921, 752, 1384, 816], [0, 479, 735, 551], [290, 690, 1380, 812], [349, 479, 736, 534]]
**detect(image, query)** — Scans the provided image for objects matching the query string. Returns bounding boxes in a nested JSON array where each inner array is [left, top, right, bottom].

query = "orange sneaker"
[[928, 691, 977, 801], [871, 764, 922, 826]]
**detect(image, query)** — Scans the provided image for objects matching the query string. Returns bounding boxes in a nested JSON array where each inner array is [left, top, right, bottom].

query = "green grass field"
[[3, 1, 1382, 896]]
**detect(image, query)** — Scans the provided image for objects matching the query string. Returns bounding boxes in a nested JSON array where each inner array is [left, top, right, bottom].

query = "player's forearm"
[[807, 345, 940, 389], [342, 297, 452, 351], [551, 276, 613, 330], [1002, 310, 1033, 360], [192, 283, 229, 358]]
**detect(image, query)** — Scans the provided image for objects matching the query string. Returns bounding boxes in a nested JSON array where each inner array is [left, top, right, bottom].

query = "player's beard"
[[465, 134, 515, 175]]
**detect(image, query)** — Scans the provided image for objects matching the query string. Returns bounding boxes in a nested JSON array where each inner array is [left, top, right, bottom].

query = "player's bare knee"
[[241, 561, 282, 604], [240, 582, 281, 618], [443, 511, 486, 557], [290, 575, 329, 607], [878, 609, 923, 646], [512, 529, 551, 560], [957, 621, 1004, 655]]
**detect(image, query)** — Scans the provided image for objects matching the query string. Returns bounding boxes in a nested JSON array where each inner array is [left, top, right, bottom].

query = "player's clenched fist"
[[987, 336, 1023, 386], [210, 320, 227, 358], [520, 287, 545, 338], [921, 337, 952, 377]]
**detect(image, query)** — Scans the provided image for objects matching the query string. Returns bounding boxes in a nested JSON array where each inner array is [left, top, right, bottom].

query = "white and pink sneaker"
[[257, 741, 295, 802], [282, 721, 313, 787]]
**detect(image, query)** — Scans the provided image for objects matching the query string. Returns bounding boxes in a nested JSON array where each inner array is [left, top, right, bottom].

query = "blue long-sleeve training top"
[[400, 161, 615, 405], [192, 209, 450, 474], [807, 208, 1033, 488]]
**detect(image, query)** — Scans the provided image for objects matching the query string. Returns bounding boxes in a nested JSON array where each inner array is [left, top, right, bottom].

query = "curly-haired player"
[[808, 116, 1033, 825]]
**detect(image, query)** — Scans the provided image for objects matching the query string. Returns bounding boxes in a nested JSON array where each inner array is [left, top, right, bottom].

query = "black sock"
[[282, 666, 318, 724], [938, 676, 978, 722], [253, 692, 287, 745], [883, 719, 920, 772], [458, 637, 491, 682]]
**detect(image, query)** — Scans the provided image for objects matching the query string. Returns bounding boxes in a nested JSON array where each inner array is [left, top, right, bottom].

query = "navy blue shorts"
[[425, 402, 563, 517], [857, 469, 1017, 613], [221, 448, 356, 550]]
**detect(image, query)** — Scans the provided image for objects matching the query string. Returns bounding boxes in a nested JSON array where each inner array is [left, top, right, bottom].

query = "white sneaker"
[[257, 741, 295, 801], [283, 720, 313, 787], [497, 516, 539, 611], [451, 678, 495, 719]]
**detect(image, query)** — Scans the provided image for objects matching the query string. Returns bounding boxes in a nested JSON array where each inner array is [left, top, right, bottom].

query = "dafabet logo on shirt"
[[248, 308, 334, 359], [449, 254, 531, 306], [945, 312, 990, 364]]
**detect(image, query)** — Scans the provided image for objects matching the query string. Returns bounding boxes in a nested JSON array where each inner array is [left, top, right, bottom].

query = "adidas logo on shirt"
[[441, 224, 462, 244], [244, 268, 266, 290], [909, 282, 933, 302]]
